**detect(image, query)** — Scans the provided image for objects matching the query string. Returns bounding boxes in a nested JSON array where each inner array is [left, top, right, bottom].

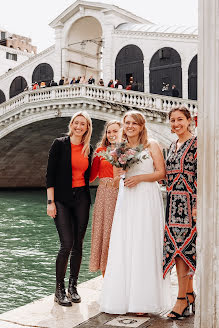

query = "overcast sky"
[[1, 0, 198, 52]]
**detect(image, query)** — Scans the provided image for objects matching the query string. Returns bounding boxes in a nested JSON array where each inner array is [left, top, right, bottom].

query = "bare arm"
[[124, 141, 166, 188], [112, 166, 122, 188], [47, 187, 57, 218]]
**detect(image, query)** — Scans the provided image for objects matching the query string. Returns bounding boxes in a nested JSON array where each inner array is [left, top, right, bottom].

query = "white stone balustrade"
[[0, 84, 198, 119]]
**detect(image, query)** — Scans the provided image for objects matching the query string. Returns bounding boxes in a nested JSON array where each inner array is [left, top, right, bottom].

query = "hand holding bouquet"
[[97, 141, 146, 171]]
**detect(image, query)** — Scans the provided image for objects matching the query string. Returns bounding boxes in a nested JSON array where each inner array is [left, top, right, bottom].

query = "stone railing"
[[0, 84, 198, 117]]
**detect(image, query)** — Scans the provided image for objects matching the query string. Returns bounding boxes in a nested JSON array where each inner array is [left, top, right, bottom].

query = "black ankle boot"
[[54, 281, 72, 307], [68, 278, 81, 303]]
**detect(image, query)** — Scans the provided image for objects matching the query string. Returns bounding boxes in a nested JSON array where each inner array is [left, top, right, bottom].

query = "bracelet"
[[47, 200, 54, 205]]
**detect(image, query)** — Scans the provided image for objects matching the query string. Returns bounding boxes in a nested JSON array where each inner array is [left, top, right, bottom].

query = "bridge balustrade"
[[0, 84, 198, 118]]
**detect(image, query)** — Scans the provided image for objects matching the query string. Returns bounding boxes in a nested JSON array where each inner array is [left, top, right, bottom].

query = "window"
[[1, 32, 6, 40], [6, 52, 17, 61]]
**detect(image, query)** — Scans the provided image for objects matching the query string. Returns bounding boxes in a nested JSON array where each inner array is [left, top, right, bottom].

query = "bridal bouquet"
[[97, 141, 147, 170]]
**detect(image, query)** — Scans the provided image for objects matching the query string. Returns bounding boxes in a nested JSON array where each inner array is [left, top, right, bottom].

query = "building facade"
[[0, 0, 197, 104], [0, 28, 36, 81]]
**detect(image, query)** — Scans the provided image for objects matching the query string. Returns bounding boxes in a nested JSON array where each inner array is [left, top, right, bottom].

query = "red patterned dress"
[[163, 136, 197, 278]]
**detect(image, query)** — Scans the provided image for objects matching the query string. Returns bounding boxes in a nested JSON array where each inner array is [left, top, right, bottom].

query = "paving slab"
[[0, 271, 195, 328], [0, 277, 102, 328], [73, 311, 194, 328]]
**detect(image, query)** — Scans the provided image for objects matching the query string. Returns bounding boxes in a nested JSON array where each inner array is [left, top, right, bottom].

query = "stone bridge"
[[0, 85, 198, 187]]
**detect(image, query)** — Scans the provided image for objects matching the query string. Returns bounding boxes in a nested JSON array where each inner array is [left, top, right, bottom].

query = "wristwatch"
[[47, 200, 54, 205]]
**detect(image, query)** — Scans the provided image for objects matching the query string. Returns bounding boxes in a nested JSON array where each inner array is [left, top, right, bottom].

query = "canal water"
[[0, 189, 99, 314]]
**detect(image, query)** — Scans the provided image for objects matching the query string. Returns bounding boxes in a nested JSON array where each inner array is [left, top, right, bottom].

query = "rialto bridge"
[[0, 0, 199, 187], [0, 84, 197, 188]]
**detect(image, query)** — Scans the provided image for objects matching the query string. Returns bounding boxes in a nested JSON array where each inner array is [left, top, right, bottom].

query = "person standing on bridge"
[[171, 84, 179, 97], [46, 111, 93, 307], [89, 120, 121, 277]]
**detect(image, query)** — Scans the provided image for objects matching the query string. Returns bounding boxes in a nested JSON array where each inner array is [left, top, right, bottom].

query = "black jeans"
[[54, 187, 90, 283]]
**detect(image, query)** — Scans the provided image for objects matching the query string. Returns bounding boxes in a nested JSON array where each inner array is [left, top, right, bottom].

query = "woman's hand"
[[47, 202, 57, 219], [192, 208, 197, 222], [113, 176, 120, 188], [114, 167, 126, 177], [124, 175, 141, 188]]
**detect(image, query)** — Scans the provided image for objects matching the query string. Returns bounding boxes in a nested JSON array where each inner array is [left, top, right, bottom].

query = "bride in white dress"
[[100, 111, 171, 314]]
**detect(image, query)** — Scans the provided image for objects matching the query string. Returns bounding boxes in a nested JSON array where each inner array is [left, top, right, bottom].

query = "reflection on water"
[[0, 189, 99, 314]]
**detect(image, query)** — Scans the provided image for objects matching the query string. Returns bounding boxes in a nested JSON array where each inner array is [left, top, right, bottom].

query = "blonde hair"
[[122, 110, 149, 148], [68, 111, 92, 156], [97, 120, 122, 148]]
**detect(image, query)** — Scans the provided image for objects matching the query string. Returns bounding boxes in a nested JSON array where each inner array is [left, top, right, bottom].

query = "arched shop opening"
[[115, 44, 144, 92], [149, 47, 182, 97]]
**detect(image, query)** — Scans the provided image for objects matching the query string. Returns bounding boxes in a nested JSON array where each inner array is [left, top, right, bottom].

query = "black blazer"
[[46, 136, 93, 203]]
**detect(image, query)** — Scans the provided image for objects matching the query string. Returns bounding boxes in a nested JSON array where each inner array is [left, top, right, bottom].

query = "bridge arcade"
[[0, 1, 197, 105]]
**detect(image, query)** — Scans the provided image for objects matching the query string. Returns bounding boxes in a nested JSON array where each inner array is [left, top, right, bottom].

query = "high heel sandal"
[[187, 291, 196, 314], [168, 296, 190, 320]]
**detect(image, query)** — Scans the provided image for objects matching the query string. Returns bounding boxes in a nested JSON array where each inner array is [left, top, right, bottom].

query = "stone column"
[[195, 0, 219, 327], [102, 24, 114, 84], [181, 60, 188, 99], [53, 23, 64, 83], [144, 59, 150, 93]]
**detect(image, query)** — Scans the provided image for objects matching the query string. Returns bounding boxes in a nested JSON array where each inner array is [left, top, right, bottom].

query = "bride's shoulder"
[[147, 139, 163, 156], [147, 138, 161, 149]]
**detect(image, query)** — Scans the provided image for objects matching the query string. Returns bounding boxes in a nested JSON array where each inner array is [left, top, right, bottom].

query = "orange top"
[[71, 143, 88, 188], [90, 147, 113, 182]]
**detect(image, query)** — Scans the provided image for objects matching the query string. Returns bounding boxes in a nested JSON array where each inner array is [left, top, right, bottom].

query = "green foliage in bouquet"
[[97, 141, 149, 170]]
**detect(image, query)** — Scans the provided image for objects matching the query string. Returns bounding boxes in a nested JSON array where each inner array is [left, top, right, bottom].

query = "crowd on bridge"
[[23, 75, 181, 99], [46, 105, 197, 320], [23, 75, 140, 92]]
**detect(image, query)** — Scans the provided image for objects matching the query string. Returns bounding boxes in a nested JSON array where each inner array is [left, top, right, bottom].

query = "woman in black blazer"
[[46, 111, 93, 306]]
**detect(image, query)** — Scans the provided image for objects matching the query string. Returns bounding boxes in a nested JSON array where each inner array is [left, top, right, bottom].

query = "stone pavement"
[[0, 271, 195, 328], [74, 312, 194, 328]]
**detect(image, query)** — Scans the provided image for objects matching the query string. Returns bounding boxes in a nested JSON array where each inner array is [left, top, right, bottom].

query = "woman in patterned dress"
[[163, 107, 197, 319], [89, 120, 121, 276]]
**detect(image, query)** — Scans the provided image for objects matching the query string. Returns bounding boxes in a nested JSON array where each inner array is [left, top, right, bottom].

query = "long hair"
[[97, 120, 122, 148], [122, 110, 149, 148], [68, 111, 92, 156]]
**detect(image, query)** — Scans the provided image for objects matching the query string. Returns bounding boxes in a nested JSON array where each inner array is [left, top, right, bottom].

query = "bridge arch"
[[115, 44, 144, 91], [188, 54, 197, 100], [0, 116, 106, 188], [32, 63, 54, 86], [9, 76, 27, 98], [0, 90, 6, 104], [149, 47, 182, 97], [0, 111, 172, 188], [65, 16, 103, 80]]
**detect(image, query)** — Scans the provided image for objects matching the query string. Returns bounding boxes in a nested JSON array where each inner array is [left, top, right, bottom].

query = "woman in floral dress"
[[163, 107, 197, 319], [89, 120, 121, 276]]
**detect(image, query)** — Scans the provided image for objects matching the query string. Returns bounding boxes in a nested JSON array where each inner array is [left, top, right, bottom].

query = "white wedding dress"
[[100, 149, 171, 314]]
